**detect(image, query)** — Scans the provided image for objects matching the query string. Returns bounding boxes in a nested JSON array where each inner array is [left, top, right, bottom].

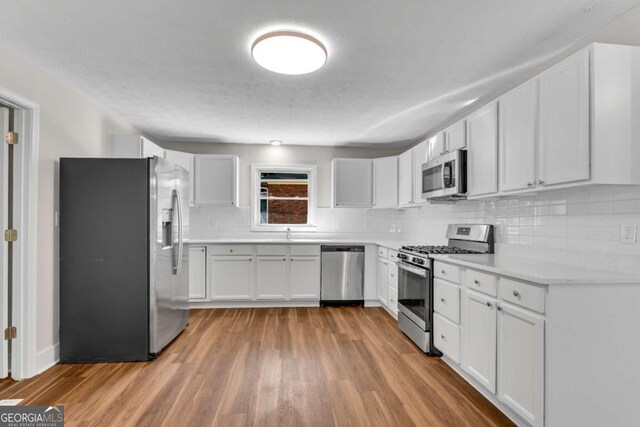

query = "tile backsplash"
[[190, 186, 640, 275]]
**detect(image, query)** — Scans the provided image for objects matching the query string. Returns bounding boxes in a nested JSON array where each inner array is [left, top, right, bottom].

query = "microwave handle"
[[444, 163, 452, 188]]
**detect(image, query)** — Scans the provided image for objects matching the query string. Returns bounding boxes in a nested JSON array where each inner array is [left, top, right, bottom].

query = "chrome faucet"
[[286, 227, 292, 240]]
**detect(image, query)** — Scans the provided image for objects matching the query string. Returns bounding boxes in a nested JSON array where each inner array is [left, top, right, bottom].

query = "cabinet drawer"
[[388, 286, 398, 314], [464, 269, 497, 296], [434, 313, 461, 364], [378, 247, 389, 259], [388, 250, 399, 262], [290, 245, 320, 256], [388, 262, 399, 288], [210, 245, 254, 256], [434, 279, 461, 323], [499, 278, 546, 314], [256, 245, 287, 256], [434, 261, 461, 283]]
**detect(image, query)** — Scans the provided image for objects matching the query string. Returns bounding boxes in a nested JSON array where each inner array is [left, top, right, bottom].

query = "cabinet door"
[[332, 159, 373, 208], [412, 141, 428, 205], [210, 256, 254, 300], [188, 246, 207, 300], [289, 257, 320, 299], [377, 258, 388, 305], [462, 289, 497, 393], [165, 150, 196, 206], [398, 150, 414, 206], [467, 103, 499, 197], [141, 136, 165, 158], [427, 132, 446, 161], [256, 257, 288, 300], [373, 156, 398, 208], [194, 155, 239, 206], [446, 120, 466, 152], [388, 285, 398, 315], [497, 303, 545, 427], [499, 80, 538, 192], [538, 49, 590, 186]]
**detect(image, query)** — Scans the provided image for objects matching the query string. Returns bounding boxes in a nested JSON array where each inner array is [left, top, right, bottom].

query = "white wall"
[[0, 41, 138, 363], [160, 141, 401, 207]]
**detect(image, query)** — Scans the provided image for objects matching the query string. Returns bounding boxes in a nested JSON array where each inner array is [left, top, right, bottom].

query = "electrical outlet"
[[621, 224, 637, 244]]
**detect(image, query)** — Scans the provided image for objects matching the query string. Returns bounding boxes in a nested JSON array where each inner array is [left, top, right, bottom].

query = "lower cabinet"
[[497, 302, 545, 427], [256, 257, 288, 299], [377, 257, 388, 305], [387, 285, 398, 315], [210, 255, 254, 300], [462, 289, 498, 393], [434, 313, 461, 363], [188, 246, 207, 300], [289, 257, 320, 299]]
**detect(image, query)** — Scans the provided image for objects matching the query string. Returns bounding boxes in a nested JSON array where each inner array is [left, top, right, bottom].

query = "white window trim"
[[251, 164, 317, 232]]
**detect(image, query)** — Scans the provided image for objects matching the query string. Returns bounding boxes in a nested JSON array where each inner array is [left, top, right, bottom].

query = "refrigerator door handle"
[[174, 188, 184, 275]]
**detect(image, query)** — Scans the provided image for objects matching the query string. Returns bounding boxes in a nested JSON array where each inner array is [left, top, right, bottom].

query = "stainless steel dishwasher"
[[320, 245, 365, 306]]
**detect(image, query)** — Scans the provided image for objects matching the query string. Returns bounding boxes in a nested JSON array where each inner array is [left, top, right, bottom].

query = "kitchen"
[[1, 1, 640, 426]]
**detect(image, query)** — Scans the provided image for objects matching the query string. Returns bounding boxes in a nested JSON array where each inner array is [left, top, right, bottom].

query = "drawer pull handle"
[[440, 298, 445, 303], [513, 290, 520, 297], [486, 301, 492, 308], [441, 270, 446, 274], [474, 280, 480, 285]]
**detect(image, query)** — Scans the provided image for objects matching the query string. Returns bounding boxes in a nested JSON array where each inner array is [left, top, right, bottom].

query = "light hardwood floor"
[[0, 308, 514, 426]]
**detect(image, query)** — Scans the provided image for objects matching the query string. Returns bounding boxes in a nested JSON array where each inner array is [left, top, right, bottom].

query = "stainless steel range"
[[397, 224, 494, 354]]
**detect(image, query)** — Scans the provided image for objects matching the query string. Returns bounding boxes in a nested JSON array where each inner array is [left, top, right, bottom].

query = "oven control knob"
[[413, 257, 423, 265]]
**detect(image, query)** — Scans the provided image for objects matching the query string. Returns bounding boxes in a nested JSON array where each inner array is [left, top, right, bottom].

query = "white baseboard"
[[188, 300, 321, 309], [35, 343, 59, 374]]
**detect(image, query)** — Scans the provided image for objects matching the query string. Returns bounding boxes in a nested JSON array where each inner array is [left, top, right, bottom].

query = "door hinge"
[[4, 229, 17, 242], [5, 131, 18, 145], [4, 327, 17, 340]]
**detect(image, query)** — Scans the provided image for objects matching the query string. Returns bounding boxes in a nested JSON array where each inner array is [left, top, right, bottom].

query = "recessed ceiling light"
[[269, 140, 282, 146], [251, 31, 327, 75]]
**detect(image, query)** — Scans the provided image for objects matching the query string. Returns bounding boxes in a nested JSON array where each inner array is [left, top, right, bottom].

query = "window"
[[251, 164, 317, 231]]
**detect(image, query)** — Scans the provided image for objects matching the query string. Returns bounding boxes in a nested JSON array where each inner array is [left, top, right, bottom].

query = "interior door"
[[0, 108, 8, 378]]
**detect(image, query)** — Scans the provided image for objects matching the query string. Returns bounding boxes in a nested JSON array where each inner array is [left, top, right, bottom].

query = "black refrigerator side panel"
[[59, 158, 150, 362]]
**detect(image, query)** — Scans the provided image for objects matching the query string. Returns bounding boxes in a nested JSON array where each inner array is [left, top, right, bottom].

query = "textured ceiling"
[[0, 0, 638, 146]]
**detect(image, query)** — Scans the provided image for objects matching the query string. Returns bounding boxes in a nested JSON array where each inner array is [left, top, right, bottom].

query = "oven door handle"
[[396, 261, 428, 278]]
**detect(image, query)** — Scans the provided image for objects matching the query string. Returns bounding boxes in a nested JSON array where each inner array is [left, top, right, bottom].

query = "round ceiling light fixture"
[[269, 140, 282, 146], [251, 31, 327, 75]]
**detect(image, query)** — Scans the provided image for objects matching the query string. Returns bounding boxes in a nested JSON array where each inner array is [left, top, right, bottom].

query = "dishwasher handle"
[[321, 245, 365, 252]]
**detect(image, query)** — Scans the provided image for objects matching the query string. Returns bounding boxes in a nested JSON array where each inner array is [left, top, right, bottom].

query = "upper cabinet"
[[538, 49, 590, 186], [194, 155, 239, 206], [446, 120, 467, 152], [499, 79, 538, 193], [411, 141, 428, 206], [426, 132, 446, 161], [332, 159, 373, 208], [373, 156, 398, 209], [398, 150, 414, 207], [112, 135, 165, 159], [165, 150, 196, 206], [467, 102, 498, 197]]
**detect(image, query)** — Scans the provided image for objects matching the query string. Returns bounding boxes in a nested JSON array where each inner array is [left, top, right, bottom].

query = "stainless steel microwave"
[[421, 150, 467, 201]]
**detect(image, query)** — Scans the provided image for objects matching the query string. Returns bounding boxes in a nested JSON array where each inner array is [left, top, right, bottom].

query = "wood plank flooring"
[[0, 308, 514, 426]]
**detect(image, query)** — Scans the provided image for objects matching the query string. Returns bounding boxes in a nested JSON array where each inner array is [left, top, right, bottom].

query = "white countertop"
[[431, 254, 640, 285], [187, 238, 404, 250]]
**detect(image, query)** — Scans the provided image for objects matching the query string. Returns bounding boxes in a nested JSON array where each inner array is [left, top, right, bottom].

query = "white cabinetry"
[[426, 132, 446, 161], [377, 257, 388, 305], [372, 156, 398, 208], [462, 289, 497, 393], [445, 120, 466, 152], [499, 80, 538, 193], [256, 257, 288, 299], [538, 49, 590, 186], [194, 155, 239, 206], [188, 246, 207, 300], [497, 302, 545, 427], [112, 135, 165, 159], [289, 257, 320, 299], [467, 102, 498, 197], [398, 150, 414, 207], [165, 150, 196, 206], [332, 159, 373, 208], [411, 141, 428, 206], [209, 255, 254, 300]]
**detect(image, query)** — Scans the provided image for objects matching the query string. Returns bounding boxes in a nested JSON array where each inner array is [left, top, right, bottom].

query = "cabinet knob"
[[440, 297, 445, 303], [283, 258, 287, 261], [441, 334, 445, 339], [230, 249, 234, 253], [486, 301, 492, 308], [513, 290, 520, 297], [441, 270, 446, 274], [527, 182, 534, 187], [497, 306, 503, 312], [536, 179, 545, 185], [474, 279, 480, 285]]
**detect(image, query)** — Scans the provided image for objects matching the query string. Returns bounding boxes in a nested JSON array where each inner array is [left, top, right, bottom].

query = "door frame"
[[0, 85, 40, 380]]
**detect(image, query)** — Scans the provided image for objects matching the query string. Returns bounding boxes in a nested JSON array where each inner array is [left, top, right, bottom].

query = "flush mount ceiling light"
[[269, 140, 282, 146], [251, 31, 327, 75]]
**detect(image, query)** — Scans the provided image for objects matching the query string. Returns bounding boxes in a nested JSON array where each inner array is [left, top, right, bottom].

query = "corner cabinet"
[[332, 159, 373, 208], [467, 102, 499, 197], [194, 155, 239, 206]]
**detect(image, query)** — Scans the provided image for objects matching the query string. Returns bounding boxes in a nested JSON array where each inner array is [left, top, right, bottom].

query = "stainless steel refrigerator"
[[59, 156, 189, 362]]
